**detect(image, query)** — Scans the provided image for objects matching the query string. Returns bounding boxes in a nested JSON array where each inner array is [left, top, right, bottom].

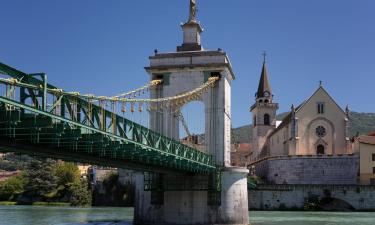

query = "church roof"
[[267, 85, 345, 139], [256, 62, 272, 98], [268, 102, 305, 137]]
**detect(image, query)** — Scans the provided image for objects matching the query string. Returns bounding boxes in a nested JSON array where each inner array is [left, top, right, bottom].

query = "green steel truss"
[[0, 62, 215, 173]]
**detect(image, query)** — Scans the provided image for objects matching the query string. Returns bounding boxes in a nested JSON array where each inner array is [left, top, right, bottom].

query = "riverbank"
[[0, 201, 71, 206]]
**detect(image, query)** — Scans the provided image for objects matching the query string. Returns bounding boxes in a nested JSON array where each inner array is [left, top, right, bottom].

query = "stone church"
[[249, 59, 358, 185], [251, 59, 352, 160]]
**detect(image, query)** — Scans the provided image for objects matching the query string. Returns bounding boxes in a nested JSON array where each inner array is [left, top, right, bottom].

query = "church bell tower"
[[250, 55, 278, 157]]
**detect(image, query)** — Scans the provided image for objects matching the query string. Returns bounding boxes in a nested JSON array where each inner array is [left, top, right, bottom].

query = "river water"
[[1, 206, 375, 225]]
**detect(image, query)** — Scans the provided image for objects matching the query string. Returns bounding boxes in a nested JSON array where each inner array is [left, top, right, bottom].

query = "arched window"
[[265, 99, 269, 103], [259, 100, 263, 103], [253, 115, 257, 127], [264, 114, 270, 126], [317, 144, 325, 155]]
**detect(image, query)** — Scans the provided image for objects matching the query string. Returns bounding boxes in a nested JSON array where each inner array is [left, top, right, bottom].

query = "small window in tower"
[[317, 102, 325, 114], [253, 116, 257, 127], [372, 153, 375, 161], [373, 167, 375, 174], [264, 114, 270, 126], [265, 99, 269, 103]]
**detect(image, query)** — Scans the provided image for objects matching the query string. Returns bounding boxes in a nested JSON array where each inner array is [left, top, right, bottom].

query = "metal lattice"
[[0, 62, 216, 174]]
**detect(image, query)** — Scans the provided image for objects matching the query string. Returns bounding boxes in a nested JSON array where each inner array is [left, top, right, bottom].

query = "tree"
[[67, 179, 92, 206], [23, 159, 57, 198], [54, 162, 80, 187], [0, 174, 25, 200]]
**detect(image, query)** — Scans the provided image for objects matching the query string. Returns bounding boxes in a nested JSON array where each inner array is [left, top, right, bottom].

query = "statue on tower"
[[189, 0, 197, 22]]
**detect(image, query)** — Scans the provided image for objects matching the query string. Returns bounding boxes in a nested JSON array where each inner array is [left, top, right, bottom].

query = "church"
[[249, 59, 358, 185], [251, 59, 351, 159]]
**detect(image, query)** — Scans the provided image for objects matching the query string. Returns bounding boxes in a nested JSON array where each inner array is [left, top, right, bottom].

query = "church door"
[[317, 144, 325, 155]]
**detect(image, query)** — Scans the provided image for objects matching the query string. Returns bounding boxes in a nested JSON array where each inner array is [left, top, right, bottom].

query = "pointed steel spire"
[[256, 52, 272, 99]]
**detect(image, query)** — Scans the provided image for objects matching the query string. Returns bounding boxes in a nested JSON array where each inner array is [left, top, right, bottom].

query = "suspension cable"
[[0, 76, 219, 104]]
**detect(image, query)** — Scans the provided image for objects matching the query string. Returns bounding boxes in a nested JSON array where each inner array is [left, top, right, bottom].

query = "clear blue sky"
[[1, 0, 374, 128]]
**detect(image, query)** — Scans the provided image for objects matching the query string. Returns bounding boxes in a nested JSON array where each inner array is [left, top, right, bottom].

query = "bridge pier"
[[134, 167, 249, 225]]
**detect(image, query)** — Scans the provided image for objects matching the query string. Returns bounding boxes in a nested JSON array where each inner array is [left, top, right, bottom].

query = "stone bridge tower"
[[134, 1, 249, 225]]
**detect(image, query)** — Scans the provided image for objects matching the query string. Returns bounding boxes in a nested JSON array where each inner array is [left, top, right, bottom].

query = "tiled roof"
[[358, 135, 375, 145], [268, 102, 305, 137]]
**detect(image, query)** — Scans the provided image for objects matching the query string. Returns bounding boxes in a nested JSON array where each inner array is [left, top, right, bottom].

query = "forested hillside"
[[232, 112, 375, 143]]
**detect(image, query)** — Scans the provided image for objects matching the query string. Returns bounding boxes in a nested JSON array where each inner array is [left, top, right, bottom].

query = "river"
[[1, 206, 375, 225]]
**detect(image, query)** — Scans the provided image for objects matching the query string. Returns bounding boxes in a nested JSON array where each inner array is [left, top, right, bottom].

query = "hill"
[[232, 111, 375, 143]]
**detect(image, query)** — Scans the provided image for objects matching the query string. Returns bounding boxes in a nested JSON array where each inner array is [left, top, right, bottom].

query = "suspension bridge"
[[0, 62, 217, 174], [0, 1, 250, 224]]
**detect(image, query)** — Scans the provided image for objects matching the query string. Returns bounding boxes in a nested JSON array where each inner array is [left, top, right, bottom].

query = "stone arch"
[[178, 100, 205, 148], [315, 138, 328, 154], [149, 70, 232, 166], [306, 117, 335, 154]]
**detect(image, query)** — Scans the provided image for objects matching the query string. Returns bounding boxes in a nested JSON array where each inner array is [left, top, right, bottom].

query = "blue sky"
[[1, 0, 374, 129]]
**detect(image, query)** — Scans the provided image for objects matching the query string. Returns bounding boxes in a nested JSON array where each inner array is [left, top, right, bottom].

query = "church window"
[[372, 154, 375, 161], [253, 115, 257, 127], [317, 102, 325, 114], [265, 99, 269, 103], [373, 167, 375, 174], [317, 144, 325, 155], [264, 114, 270, 126], [315, 126, 326, 137]]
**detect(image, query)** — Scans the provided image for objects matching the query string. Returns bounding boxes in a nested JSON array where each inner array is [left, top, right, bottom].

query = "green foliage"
[[54, 162, 80, 187], [67, 180, 92, 207], [0, 154, 35, 171], [0, 157, 93, 206], [93, 171, 134, 207], [0, 201, 17, 205], [349, 112, 375, 136], [23, 159, 58, 198], [0, 174, 25, 200]]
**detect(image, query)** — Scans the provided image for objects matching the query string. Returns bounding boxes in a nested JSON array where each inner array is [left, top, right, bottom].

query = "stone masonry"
[[249, 184, 375, 210], [253, 154, 359, 185]]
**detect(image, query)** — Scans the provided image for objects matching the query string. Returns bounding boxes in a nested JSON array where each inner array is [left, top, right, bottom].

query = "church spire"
[[256, 53, 272, 99]]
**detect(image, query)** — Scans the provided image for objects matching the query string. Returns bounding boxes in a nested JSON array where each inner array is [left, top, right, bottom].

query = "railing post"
[[28, 73, 47, 111], [42, 73, 47, 111]]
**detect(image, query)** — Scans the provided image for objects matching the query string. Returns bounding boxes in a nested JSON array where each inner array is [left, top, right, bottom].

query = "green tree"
[[67, 179, 92, 206], [54, 162, 80, 187], [24, 159, 57, 198], [0, 174, 25, 200]]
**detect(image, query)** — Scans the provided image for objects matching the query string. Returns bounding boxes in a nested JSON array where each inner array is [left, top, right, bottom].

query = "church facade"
[[249, 59, 359, 185], [251, 60, 352, 159]]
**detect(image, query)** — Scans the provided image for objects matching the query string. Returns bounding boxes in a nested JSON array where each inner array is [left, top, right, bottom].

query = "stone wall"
[[253, 154, 359, 184], [249, 184, 375, 210]]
